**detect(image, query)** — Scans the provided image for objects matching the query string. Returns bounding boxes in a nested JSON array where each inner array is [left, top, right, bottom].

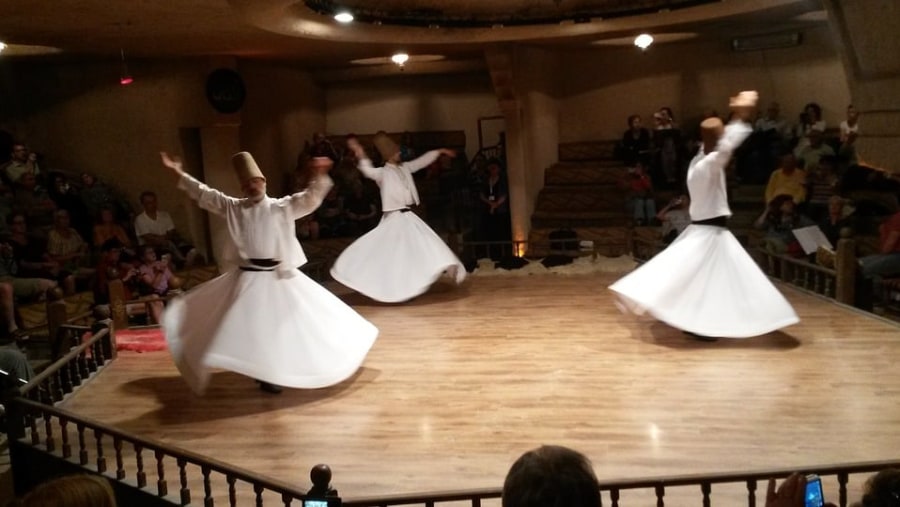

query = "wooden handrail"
[[19, 327, 110, 396]]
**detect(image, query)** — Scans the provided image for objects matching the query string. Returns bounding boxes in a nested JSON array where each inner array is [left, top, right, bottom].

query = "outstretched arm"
[[405, 148, 455, 174], [161, 152, 238, 216], [346, 137, 382, 182], [282, 157, 335, 220]]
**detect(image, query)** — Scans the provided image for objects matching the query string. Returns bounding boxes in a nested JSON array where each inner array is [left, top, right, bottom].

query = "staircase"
[[527, 141, 634, 257]]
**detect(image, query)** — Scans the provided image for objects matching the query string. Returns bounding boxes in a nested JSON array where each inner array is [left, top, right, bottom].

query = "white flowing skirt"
[[609, 224, 799, 338], [163, 269, 378, 394], [330, 211, 466, 303]]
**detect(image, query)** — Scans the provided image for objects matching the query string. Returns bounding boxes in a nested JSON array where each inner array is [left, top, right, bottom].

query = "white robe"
[[609, 121, 799, 338], [163, 173, 378, 394], [331, 151, 466, 303]]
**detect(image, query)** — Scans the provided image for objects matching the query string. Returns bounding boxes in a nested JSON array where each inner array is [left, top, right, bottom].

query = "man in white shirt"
[[134, 190, 198, 267]]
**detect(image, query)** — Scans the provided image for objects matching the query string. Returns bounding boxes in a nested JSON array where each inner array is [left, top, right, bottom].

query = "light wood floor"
[[59, 273, 900, 501]]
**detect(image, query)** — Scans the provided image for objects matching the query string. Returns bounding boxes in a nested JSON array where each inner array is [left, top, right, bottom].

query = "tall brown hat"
[[372, 131, 400, 162], [700, 117, 725, 139], [231, 152, 265, 183]]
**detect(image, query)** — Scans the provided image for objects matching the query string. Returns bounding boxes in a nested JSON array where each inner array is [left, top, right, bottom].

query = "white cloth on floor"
[[331, 210, 465, 303]]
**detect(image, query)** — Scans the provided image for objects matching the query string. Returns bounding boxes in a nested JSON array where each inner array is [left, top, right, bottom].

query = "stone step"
[[544, 163, 629, 186], [535, 187, 628, 213]]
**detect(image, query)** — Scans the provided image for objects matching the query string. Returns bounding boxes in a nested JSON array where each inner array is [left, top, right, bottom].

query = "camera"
[[805, 474, 824, 507]]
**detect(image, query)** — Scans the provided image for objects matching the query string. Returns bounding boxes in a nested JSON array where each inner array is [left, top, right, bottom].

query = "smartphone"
[[303, 498, 341, 507], [805, 474, 824, 507]]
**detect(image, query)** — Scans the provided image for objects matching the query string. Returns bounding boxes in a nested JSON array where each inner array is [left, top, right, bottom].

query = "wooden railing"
[[754, 237, 857, 305]]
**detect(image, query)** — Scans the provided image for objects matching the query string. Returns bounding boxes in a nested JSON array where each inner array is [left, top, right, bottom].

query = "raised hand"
[[160, 152, 184, 176], [346, 138, 366, 159], [765, 473, 806, 507], [439, 148, 457, 159]]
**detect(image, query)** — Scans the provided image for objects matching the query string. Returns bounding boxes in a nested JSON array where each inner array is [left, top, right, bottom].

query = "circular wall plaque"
[[206, 68, 246, 114]]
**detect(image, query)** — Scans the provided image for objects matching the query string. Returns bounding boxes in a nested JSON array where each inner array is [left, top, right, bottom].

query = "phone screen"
[[303, 501, 329, 507], [805, 476, 824, 507]]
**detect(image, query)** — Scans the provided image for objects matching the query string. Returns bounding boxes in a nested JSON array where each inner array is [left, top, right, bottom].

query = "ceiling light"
[[391, 53, 409, 67], [634, 34, 654, 50], [0, 42, 6, 54], [334, 12, 354, 23]]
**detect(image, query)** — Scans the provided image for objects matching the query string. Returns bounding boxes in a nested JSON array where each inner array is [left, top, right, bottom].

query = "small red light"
[[120, 76, 134, 85]]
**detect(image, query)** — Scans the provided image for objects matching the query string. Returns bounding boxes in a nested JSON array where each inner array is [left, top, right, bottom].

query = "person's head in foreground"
[[503, 445, 601, 507]]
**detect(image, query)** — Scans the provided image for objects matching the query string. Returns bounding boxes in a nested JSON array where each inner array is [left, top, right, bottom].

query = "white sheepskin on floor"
[[471, 255, 637, 277]]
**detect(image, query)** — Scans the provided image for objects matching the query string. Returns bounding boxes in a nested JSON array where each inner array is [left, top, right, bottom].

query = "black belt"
[[692, 216, 729, 227], [386, 208, 412, 214], [240, 258, 279, 271]]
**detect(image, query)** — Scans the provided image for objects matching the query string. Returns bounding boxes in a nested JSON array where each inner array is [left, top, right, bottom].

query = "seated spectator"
[[502, 445, 600, 507], [806, 155, 840, 221], [3, 143, 41, 188], [399, 131, 417, 162], [93, 239, 138, 306], [0, 241, 57, 304], [47, 209, 93, 280], [755, 102, 791, 141], [653, 109, 682, 186], [93, 207, 134, 257], [8, 213, 76, 295], [792, 102, 826, 152], [657, 194, 691, 244], [621, 114, 651, 168], [344, 182, 379, 236], [818, 196, 854, 247], [135, 245, 171, 323], [755, 195, 814, 256], [134, 190, 198, 268], [306, 132, 340, 165], [839, 104, 860, 143], [0, 181, 15, 236], [12, 172, 56, 236], [8, 473, 117, 507], [857, 210, 900, 310], [79, 172, 133, 223], [795, 128, 836, 173], [765, 153, 807, 205], [0, 342, 34, 385], [625, 163, 656, 226]]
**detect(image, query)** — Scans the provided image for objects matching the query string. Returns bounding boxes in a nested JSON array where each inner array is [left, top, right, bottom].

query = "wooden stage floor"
[[60, 273, 900, 501]]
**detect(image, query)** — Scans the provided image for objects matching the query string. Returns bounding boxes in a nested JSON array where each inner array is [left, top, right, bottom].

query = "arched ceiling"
[[0, 0, 826, 68]]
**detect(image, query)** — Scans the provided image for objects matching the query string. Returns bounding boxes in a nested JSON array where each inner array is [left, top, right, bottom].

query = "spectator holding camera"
[[657, 194, 691, 243]]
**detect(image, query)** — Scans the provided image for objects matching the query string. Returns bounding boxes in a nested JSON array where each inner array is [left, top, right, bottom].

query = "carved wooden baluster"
[[747, 479, 757, 507], [281, 492, 293, 507], [227, 475, 237, 506], [94, 338, 106, 365], [78, 350, 90, 382], [838, 472, 849, 507], [178, 458, 191, 505], [43, 409, 55, 452], [655, 484, 665, 507], [60, 418, 71, 459], [49, 370, 61, 402], [815, 272, 823, 294], [62, 362, 73, 394], [77, 423, 88, 465], [29, 411, 39, 445], [610, 488, 620, 507], [254, 483, 264, 507], [473, 498, 482, 507], [94, 429, 107, 473], [114, 437, 125, 480], [156, 450, 169, 496], [701, 482, 711, 507], [135, 444, 147, 489], [202, 466, 213, 507], [69, 360, 82, 388]]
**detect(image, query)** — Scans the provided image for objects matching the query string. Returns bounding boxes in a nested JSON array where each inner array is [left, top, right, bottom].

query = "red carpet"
[[114, 328, 168, 352]]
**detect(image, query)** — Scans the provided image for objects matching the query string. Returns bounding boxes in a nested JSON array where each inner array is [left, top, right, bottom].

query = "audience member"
[[755, 102, 791, 142], [839, 104, 860, 143], [3, 143, 41, 188], [626, 163, 656, 226], [46, 209, 92, 279], [621, 114, 651, 168], [818, 196, 854, 247], [8, 473, 117, 507], [0, 182, 14, 236], [653, 108, 682, 186], [316, 187, 347, 238], [859, 468, 900, 507], [478, 158, 511, 259], [399, 131, 417, 162], [806, 155, 840, 221], [93, 239, 137, 306], [0, 342, 34, 385], [134, 190, 198, 268], [307, 132, 340, 164], [657, 194, 691, 243], [93, 207, 134, 256], [857, 210, 900, 310], [765, 153, 807, 205], [48, 173, 91, 239], [344, 182, 379, 236], [796, 128, 836, 172], [8, 213, 76, 295], [793, 102, 826, 152], [755, 195, 814, 256], [502, 445, 600, 507], [134, 245, 171, 323], [0, 281, 31, 344]]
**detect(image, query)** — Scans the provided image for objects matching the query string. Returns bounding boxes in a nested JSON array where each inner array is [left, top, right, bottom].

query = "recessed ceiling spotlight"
[[0, 42, 6, 54], [391, 53, 410, 67], [634, 33, 654, 50], [334, 11, 354, 23]]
